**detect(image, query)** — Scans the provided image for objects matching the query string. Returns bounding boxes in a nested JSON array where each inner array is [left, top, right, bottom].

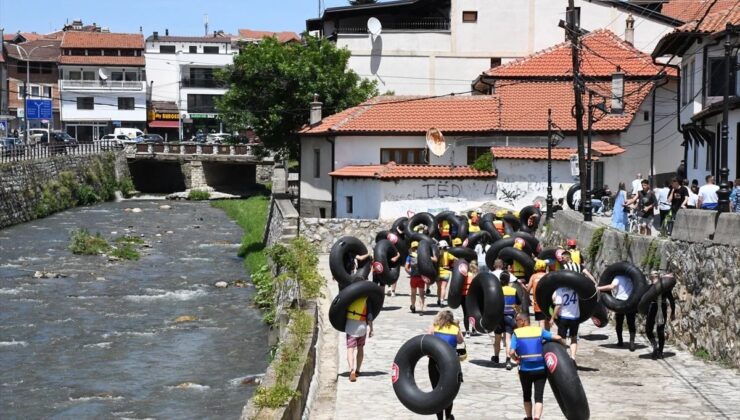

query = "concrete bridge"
[[125, 143, 272, 193]]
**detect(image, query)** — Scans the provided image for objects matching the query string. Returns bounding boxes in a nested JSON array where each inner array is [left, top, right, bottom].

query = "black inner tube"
[[535, 270, 598, 323], [328, 281, 385, 332], [464, 272, 504, 333], [598, 262, 648, 314]]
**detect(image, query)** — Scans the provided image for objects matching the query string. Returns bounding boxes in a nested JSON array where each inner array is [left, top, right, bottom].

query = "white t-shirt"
[[553, 287, 580, 320], [631, 179, 642, 196], [610, 275, 633, 301], [698, 184, 719, 205], [475, 244, 487, 268], [492, 269, 518, 284], [687, 189, 698, 207], [657, 187, 671, 211], [345, 319, 367, 338]]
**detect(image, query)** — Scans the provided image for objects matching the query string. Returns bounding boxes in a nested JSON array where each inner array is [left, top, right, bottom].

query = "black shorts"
[[519, 369, 547, 403], [494, 315, 516, 334], [556, 318, 580, 338], [534, 311, 546, 321]]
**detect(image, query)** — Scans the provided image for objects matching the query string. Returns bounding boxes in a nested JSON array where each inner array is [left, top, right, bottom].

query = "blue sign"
[[25, 99, 53, 120], [112, 120, 122, 127]]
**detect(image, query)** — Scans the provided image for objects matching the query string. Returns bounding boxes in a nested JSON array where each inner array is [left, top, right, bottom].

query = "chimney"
[[625, 14, 635, 46], [310, 94, 323, 125], [611, 68, 625, 114], [165, 28, 169, 36], [153, 31, 159, 40]]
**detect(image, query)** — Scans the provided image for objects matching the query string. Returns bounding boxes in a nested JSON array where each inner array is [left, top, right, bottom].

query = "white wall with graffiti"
[[494, 158, 577, 207], [335, 178, 499, 219]]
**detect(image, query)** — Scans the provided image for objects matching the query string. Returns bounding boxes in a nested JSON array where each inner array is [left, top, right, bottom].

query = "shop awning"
[[149, 120, 179, 128]]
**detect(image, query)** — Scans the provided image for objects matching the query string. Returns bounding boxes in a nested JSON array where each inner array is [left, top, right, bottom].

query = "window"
[[462, 11, 478, 22], [83, 71, 96, 81], [708, 57, 736, 97], [692, 143, 698, 169], [643, 111, 650, 121], [118, 97, 135, 110], [86, 49, 102, 56], [203, 46, 219, 54], [120, 49, 136, 56], [43, 86, 52, 98], [313, 149, 321, 178], [319, 208, 326, 218], [30, 85, 40, 97], [189, 45, 198, 53], [17, 83, 25, 98], [706, 140, 713, 171], [594, 162, 604, 190], [111, 71, 123, 81], [124, 72, 138, 81], [681, 62, 689, 105], [77, 97, 94, 110], [490, 57, 502, 68], [186, 94, 219, 112], [69, 71, 82, 80], [380, 148, 425, 164], [467, 146, 490, 165], [346, 196, 353, 214], [688, 59, 695, 103], [159, 45, 176, 53]]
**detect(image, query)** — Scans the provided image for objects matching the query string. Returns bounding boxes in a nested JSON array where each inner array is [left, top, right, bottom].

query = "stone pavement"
[[310, 254, 740, 420]]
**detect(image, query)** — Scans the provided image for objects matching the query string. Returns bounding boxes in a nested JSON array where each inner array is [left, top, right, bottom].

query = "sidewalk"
[[311, 254, 740, 419]]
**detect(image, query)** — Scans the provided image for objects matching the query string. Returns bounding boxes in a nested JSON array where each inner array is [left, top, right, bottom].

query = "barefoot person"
[[405, 241, 426, 314], [645, 271, 676, 359], [345, 295, 374, 382], [427, 310, 464, 420]]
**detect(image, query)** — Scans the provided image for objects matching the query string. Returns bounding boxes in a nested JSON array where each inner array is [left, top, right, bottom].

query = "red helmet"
[[566, 238, 577, 248]]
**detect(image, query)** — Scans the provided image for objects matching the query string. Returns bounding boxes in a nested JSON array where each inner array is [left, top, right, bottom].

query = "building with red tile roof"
[[659, 0, 738, 24], [330, 162, 497, 180], [236, 29, 300, 44]]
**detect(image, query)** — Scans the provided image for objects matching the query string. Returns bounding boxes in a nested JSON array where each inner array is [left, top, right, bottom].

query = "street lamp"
[[717, 23, 739, 213], [585, 92, 608, 221], [547, 108, 565, 221], [14, 44, 55, 145]]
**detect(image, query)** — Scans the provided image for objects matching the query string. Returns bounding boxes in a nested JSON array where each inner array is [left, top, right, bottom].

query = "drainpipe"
[[326, 136, 335, 218]]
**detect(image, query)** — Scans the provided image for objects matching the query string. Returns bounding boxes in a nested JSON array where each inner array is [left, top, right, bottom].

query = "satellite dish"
[[367, 17, 382, 37], [426, 128, 447, 157], [98, 68, 110, 80]]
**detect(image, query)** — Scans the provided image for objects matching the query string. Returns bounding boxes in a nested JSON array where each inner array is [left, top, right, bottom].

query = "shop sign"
[[188, 113, 218, 119], [148, 111, 180, 121]]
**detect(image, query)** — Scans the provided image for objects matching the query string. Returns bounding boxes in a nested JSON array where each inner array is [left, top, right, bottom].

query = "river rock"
[[159, 205, 172, 210], [33, 271, 64, 279], [240, 374, 264, 385], [214, 281, 228, 288], [155, 233, 162, 237], [166, 231, 174, 234], [95, 277, 106, 281], [174, 315, 197, 323], [232, 279, 248, 288], [131, 208, 142, 213]]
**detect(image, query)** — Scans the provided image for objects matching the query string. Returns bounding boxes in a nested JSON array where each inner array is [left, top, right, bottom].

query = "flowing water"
[[0, 201, 269, 419]]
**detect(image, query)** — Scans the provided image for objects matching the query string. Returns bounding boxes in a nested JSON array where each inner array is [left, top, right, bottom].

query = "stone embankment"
[[542, 209, 740, 368], [300, 218, 388, 253]]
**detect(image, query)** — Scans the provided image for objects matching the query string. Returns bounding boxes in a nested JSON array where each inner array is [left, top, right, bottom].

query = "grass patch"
[[114, 235, 145, 245], [188, 189, 211, 201], [641, 239, 661, 270], [110, 243, 140, 260], [694, 347, 710, 360], [211, 196, 270, 272], [586, 226, 606, 263], [118, 176, 135, 198], [69, 229, 110, 255]]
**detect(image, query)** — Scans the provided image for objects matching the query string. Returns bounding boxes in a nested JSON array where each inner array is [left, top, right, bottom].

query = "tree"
[[217, 35, 378, 157], [349, 0, 378, 5]]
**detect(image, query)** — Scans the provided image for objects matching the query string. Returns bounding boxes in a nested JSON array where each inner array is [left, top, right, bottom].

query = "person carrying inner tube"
[[565, 238, 583, 265], [645, 271, 676, 360], [468, 210, 481, 233], [492, 271, 520, 370], [435, 240, 457, 307], [509, 238, 529, 280], [552, 273, 581, 364], [345, 295, 375, 382], [560, 250, 596, 284], [426, 310, 464, 420], [526, 259, 550, 331], [439, 219, 451, 241], [461, 260, 477, 338], [510, 313, 566, 420], [405, 241, 425, 314], [597, 271, 637, 351], [344, 251, 371, 277], [474, 242, 490, 273]]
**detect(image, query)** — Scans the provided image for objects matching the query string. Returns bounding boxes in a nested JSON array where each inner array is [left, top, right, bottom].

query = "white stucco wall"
[[300, 136, 334, 202], [60, 91, 146, 122], [494, 158, 576, 204]]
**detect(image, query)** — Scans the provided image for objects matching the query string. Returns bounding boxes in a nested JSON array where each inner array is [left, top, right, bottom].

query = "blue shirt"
[[510, 328, 554, 372]]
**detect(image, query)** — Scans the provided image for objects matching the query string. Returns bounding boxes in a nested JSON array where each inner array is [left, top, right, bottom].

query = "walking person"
[[667, 177, 689, 234], [405, 241, 426, 314], [686, 180, 699, 209], [552, 267, 581, 364], [435, 241, 457, 306], [510, 313, 566, 420], [611, 182, 629, 231], [625, 179, 657, 236], [698, 175, 720, 210], [461, 260, 477, 337], [597, 273, 637, 351], [631, 173, 643, 197], [645, 271, 676, 360], [474, 242, 490, 273], [560, 251, 596, 284], [345, 295, 374, 382], [656, 180, 672, 227], [730, 178, 740, 213], [491, 271, 520, 370], [427, 310, 464, 420], [526, 259, 550, 331]]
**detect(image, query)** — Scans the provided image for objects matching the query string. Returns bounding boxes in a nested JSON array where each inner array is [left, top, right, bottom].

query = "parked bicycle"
[[660, 210, 675, 237], [626, 207, 640, 234]]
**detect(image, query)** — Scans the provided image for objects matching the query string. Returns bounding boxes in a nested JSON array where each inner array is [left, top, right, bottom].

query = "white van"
[[114, 128, 144, 139]]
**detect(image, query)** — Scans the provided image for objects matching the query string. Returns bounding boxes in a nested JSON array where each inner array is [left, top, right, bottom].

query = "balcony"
[[180, 78, 227, 88], [60, 80, 145, 91], [337, 17, 450, 33]]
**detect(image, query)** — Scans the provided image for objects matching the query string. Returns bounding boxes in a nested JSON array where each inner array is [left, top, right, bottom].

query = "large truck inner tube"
[[406, 212, 437, 238], [392, 334, 462, 415], [448, 246, 477, 261], [455, 215, 469, 240], [417, 239, 439, 283], [373, 239, 401, 286], [446, 259, 469, 309], [480, 213, 504, 243], [391, 216, 409, 236], [535, 270, 597, 323], [519, 205, 542, 233], [538, 247, 564, 270], [329, 281, 385, 332], [433, 211, 461, 240], [638, 275, 677, 315], [591, 300, 609, 328], [543, 341, 590, 420], [377, 230, 409, 263], [485, 237, 516, 268], [464, 272, 504, 333], [567, 184, 581, 210], [498, 247, 535, 284], [598, 262, 648, 314], [329, 236, 372, 289], [502, 213, 521, 234], [511, 231, 541, 256], [463, 231, 492, 249]]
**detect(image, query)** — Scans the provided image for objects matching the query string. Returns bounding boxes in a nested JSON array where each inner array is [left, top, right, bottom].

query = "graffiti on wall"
[[383, 180, 497, 201]]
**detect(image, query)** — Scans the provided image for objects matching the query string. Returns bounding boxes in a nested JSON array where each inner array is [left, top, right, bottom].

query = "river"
[[0, 200, 269, 419]]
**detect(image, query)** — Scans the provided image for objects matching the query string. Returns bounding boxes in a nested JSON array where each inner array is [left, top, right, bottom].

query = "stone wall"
[[299, 218, 391, 253], [0, 152, 126, 229], [542, 210, 740, 368]]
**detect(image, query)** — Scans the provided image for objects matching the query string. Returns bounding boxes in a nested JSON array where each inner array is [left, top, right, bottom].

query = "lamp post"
[[14, 44, 54, 145], [547, 108, 565, 221], [717, 23, 739, 213], [585, 93, 608, 221]]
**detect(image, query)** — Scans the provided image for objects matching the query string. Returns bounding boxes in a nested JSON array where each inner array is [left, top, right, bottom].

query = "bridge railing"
[[0, 141, 121, 164], [132, 142, 259, 157]]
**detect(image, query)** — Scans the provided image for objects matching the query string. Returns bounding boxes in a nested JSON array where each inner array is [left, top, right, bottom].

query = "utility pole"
[[566, 1, 590, 221], [547, 108, 553, 221], [717, 23, 734, 213]]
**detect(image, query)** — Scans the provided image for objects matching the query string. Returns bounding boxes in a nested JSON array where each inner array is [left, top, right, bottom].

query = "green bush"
[[69, 229, 110, 255], [267, 237, 323, 301], [118, 176, 135, 198], [470, 152, 495, 173], [110, 243, 140, 260], [188, 189, 211, 200], [76, 184, 100, 206]]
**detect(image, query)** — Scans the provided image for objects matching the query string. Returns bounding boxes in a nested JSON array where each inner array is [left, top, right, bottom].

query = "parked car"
[[114, 127, 145, 139], [0, 137, 25, 158], [189, 133, 207, 143], [206, 133, 232, 144], [97, 134, 129, 149], [134, 134, 165, 144]]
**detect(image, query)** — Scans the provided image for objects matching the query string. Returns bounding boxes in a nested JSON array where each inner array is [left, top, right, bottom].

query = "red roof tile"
[[5, 40, 62, 61], [4, 32, 45, 42], [660, 0, 737, 23], [330, 162, 497, 180], [61, 31, 144, 49], [591, 140, 626, 156], [491, 146, 601, 161], [302, 95, 501, 135], [674, 5, 740, 33], [486, 30, 664, 78], [237, 29, 300, 43], [58, 55, 145, 66]]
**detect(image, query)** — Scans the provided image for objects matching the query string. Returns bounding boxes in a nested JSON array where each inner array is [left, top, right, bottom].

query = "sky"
[[0, 0, 352, 37]]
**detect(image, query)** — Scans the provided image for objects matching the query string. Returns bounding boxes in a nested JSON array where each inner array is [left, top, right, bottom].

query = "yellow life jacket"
[[514, 326, 544, 362], [468, 219, 481, 233], [434, 323, 460, 348], [503, 285, 518, 316], [347, 297, 368, 321], [438, 251, 456, 273], [570, 250, 582, 265]]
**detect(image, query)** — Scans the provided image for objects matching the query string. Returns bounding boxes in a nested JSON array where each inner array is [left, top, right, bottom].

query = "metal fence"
[[338, 17, 451, 33], [0, 141, 121, 164]]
